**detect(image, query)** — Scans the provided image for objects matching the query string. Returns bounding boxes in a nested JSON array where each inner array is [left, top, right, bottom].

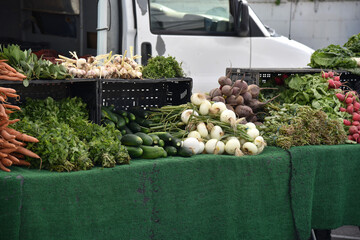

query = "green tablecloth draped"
[[0, 147, 296, 240], [289, 145, 360, 240]]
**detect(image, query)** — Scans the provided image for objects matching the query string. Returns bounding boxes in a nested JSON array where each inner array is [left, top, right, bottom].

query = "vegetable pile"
[[206, 73, 277, 123], [59, 48, 142, 79], [0, 87, 40, 172], [13, 97, 130, 172], [308, 33, 360, 72], [142, 55, 184, 79], [147, 93, 267, 156], [0, 60, 27, 81], [260, 104, 347, 149], [101, 106, 188, 159], [0, 44, 70, 85]]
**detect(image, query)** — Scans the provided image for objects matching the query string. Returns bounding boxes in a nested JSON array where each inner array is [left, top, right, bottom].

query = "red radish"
[[354, 101, 360, 111], [345, 97, 353, 105], [334, 76, 340, 81], [353, 133, 359, 141], [358, 125, 360, 131], [336, 93, 345, 102], [328, 79, 335, 88], [353, 113, 360, 121], [339, 107, 346, 112], [322, 72, 329, 78], [344, 119, 351, 126], [353, 121, 360, 126], [328, 71, 334, 78], [349, 125, 358, 135], [334, 81, 342, 88], [348, 135, 355, 141], [347, 104, 354, 114]]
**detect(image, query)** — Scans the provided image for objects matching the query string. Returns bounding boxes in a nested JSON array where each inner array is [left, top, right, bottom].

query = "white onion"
[[188, 131, 202, 140], [209, 102, 227, 115], [183, 137, 200, 154], [242, 142, 258, 155], [225, 138, 241, 155], [210, 125, 224, 140], [181, 109, 199, 124], [235, 148, 244, 156], [197, 141, 205, 154], [254, 136, 266, 148], [247, 128, 260, 140], [205, 139, 225, 154], [220, 109, 236, 124], [199, 100, 211, 115], [190, 93, 207, 106], [197, 122, 209, 138], [245, 122, 257, 130]]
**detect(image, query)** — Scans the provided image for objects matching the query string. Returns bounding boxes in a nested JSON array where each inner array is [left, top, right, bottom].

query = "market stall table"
[[0, 147, 295, 240]]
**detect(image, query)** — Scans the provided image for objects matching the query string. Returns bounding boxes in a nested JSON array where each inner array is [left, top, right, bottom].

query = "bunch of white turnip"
[[58, 48, 142, 79], [180, 93, 267, 156], [206, 75, 278, 123]]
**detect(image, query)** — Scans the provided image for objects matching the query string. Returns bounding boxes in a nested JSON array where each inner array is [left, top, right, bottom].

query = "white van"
[[97, 0, 314, 92]]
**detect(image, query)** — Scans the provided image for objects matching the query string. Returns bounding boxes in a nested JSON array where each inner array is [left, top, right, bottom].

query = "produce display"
[[59, 48, 142, 79], [12, 97, 130, 172], [142, 55, 184, 79], [308, 33, 360, 73]]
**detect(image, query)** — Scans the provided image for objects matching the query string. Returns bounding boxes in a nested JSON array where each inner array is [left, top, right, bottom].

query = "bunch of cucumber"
[[101, 106, 193, 159]]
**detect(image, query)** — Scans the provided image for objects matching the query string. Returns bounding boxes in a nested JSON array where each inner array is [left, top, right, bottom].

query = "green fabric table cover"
[[0, 147, 295, 240], [290, 144, 360, 240]]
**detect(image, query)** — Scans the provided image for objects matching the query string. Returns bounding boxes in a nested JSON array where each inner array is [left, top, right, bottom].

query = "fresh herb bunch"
[[12, 97, 130, 172], [0, 44, 70, 85], [308, 44, 357, 69], [260, 104, 347, 149], [142, 55, 184, 79]]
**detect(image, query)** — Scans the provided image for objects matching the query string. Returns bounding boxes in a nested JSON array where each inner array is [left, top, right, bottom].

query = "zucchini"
[[120, 129, 127, 135], [126, 146, 143, 158], [135, 117, 153, 127], [171, 137, 182, 148], [124, 116, 130, 124], [129, 107, 149, 119], [102, 119, 115, 127], [164, 146, 177, 156], [149, 134, 160, 145], [140, 145, 166, 159], [121, 134, 143, 146], [177, 146, 193, 157], [140, 126, 150, 134], [151, 132, 173, 143], [116, 116, 126, 129], [135, 132, 153, 146], [120, 125, 133, 134], [158, 139, 165, 147], [114, 109, 128, 117], [127, 112, 136, 121], [102, 108, 118, 122], [128, 121, 142, 133]]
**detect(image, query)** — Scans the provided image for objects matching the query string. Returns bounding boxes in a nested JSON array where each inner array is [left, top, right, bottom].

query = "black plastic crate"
[[0, 79, 100, 124], [99, 78, 192, 111], [225, 68, 360, 94]]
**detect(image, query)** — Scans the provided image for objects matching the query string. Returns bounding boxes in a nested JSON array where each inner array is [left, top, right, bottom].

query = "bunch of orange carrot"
[[0, 60, 27, 81], [0, 87, 40, 172]]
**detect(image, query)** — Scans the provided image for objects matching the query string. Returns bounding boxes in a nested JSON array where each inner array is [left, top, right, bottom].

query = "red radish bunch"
[[322, 71, 342, 89], [336, 89, 360, 143]]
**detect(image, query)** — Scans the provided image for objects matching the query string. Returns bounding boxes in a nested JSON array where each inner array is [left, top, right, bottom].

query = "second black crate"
[[100, 78, 193, 111]]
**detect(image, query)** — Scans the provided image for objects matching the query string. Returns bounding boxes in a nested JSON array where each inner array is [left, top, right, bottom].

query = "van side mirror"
[[236, 1, 249, 37]]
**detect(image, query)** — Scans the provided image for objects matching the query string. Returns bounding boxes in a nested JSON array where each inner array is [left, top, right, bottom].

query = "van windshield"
[[149, 0, 235, 34]]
